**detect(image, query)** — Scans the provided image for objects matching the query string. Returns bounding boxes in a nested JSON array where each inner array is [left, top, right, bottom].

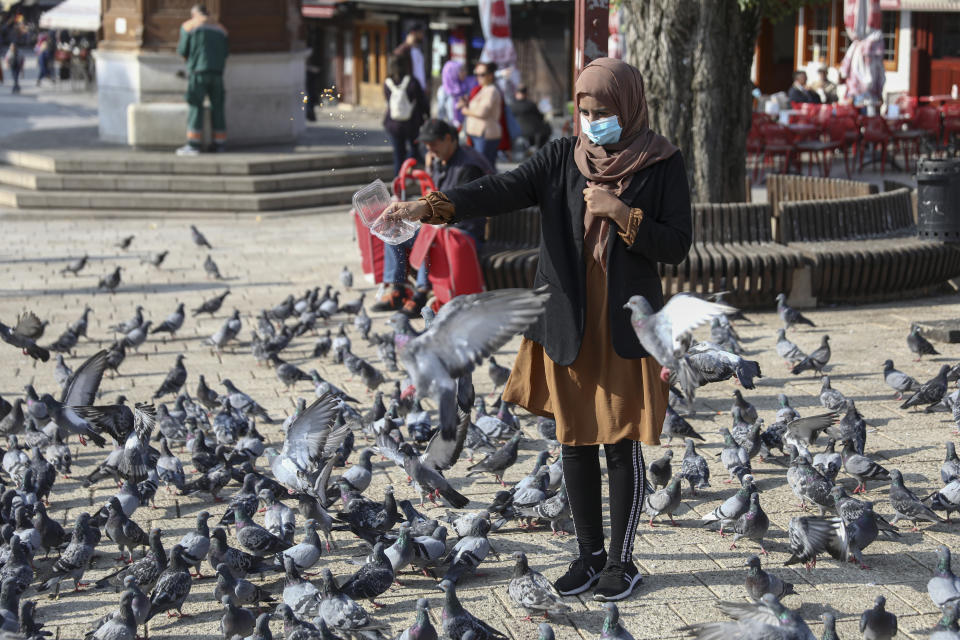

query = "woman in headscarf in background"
[[436, 60, 470, 128], [383, 58, 691, 603]]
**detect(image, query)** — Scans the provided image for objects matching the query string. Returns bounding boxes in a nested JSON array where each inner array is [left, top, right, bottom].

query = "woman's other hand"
[[382, 200, 429, 224], [583, 186, 630, 230]]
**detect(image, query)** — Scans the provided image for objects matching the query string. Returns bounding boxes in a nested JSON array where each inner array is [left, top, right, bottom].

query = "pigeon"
[[191, 224, 213, 248], [53, 354, 73, 390], [151, 303, 186, 337], [648, 450, 673, 489], [685, 594, 812, 640], [679, 438, 710, 495], [397, 598, 436, 640], [818, 376, 846, 411], [153, 355, 187, 399], [643, 476, 682, 527], [776, 293, 816, 330], [61, 255, 88, 275], [841, 442, 891, 494], [399, 288, 548, 441], [943, 443, 960, 484], [39, 512, 96, 592], [729, 492, 770, 554], [98, 267, 123, 292], [141, 250, 169, 268], [317, 567, 391, 640], [487, 357, 511, 395], [116, 234, 135, 249], [111, 307, 144, 335], [860, 595, 897, 640], [661, 405, 704, 445], [220, 594, 255, 638], [883, 359, 920, 399], [122, 322, 151, 351], [719, 428, 751, 483], [95, 528, 166, 590], [438, 579, 507, 640], [29, 392, 106, 447], [208, 527, 271, 579], [178, 511, 212, 577], [624, 293, 735, 401], [260, 488, 296, 540], [46, 327, 79, 354], [925, 478, 960, 522], [214, 563, 275, 608], [204, 254, 224, 279], [932, 603, 960, 640], [269, 393, 346, 494], [775, 329, 806, 367], [507, 552, 570, 618], [209, 310, 242, 351], [901, 364, 950, 411], [599, 602, 634, 640], [235, 508, 292, 557], [193, 290, 231, 317], [281, 520, 323, 573], [784, 516, 834, 570], [702, 475, 755, 536], [340, 266, 354, 289], [908, 324, 939, 360], [222, 379, 273, 423], [0, 319, 50, 362], [89, 590, 137, 640], [145, 544, 192, 621], [340, 542, 394, 606], [68, 306, 93, 340], [731, 390, 758, 424], [888, 469, 943, 530], [743, 555, 795, 602], [466, 432, 521, 486], [270, 355, 312, 388], [105, 496, 149, 564], [812, 440, 842, 483], [790, 335, 831, 375], [683, 342, 763, 391], [442, 516, 495, 584], [928, 545, 960, 610]]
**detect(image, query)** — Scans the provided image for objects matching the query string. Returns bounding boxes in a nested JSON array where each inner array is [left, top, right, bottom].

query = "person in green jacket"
[[176, 4, 228, 155]]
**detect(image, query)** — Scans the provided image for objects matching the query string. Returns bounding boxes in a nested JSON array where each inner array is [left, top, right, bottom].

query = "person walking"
[[175, 3, 229, 155], [382, 58, 690, 602], [383, 55, 428, 176], [35, 38, 53, 86], [392, 23, 426, 92], [460, 62, 503, 169], [4, 43, 23, 94]]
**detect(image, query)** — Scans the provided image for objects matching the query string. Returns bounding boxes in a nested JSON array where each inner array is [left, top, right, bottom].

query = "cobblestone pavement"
[[1, 211, 960, 640]]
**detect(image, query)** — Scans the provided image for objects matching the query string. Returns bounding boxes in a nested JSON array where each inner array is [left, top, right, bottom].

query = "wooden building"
[[753, 0, 960, 100]]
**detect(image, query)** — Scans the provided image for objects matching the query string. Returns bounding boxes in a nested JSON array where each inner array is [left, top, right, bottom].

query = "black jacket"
[[444, 136, 692, 365], [430, 146, 492, 240]]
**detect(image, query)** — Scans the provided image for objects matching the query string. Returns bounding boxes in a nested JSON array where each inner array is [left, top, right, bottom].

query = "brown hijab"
[[574, 58, 677, 268]]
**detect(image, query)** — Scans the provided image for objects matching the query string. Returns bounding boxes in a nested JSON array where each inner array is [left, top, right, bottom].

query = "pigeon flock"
[[1, 218, 960, 640]]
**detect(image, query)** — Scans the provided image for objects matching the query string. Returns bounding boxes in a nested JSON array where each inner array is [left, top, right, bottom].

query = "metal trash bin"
[[917, 157, 960, 241]]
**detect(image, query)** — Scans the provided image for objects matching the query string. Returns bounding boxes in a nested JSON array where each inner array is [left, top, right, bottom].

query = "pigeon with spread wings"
[[268, 393, 349, 494], [398, 288, 549, 441], [624, 294, 736, 402]]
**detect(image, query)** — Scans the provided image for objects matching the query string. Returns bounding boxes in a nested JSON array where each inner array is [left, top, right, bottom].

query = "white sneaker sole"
[[593, 572, 643, 602]]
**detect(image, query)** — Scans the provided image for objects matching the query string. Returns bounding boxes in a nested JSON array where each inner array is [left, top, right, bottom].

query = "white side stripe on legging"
[[621, 440, 646, 564]]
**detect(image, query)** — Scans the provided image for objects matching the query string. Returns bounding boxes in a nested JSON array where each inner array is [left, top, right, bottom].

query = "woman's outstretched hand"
[[382, 200, 429, 224], [583, 186, 630, 230]]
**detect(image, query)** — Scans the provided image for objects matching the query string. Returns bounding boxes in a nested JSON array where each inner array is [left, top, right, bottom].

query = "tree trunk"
[[622, 0, 760, 203]]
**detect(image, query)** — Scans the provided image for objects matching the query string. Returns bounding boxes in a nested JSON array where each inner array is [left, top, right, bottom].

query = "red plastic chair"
[[859, 116, 893, 174], [835, 103, 859, 119], [911, 105, 943, 156], [824, 117, 857, 178], [409, 226, 485, 309], [747, 123, 765, 184]]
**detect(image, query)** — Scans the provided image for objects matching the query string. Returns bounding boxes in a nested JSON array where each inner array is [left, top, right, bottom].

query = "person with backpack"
[[3, 43, 23, 94], [383, 55, 428, 176]]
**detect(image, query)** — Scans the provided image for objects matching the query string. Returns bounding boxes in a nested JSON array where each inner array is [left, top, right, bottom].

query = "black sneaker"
[[554, 549, 606, 596], [593, 561, 642, 602]]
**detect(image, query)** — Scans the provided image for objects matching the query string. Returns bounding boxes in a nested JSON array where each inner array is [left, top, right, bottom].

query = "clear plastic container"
[[352, 179, 419, 245]]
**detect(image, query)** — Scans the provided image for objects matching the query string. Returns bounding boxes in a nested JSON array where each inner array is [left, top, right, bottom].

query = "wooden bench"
[[779, 188, 960, 303], [767, 174, 875, 242], [662, 202, 803, 307]]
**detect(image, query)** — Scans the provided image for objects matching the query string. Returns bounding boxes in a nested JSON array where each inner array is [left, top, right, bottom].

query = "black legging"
[[562, 439, 646, 565]]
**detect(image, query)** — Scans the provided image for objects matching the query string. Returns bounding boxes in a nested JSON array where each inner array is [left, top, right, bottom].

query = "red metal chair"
[[835, 103, 859, 119], [758, 122, 796, 178], [895, 94, 919, 120], [912, 105, 943, 156], [941, 103, 960, 153], [747, 122, 765, 184], [859, 116, 893, 174], [824, 117, 856, 178]]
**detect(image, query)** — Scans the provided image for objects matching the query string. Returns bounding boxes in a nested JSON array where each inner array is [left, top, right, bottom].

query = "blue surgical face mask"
[[580, 114, 622, 145]]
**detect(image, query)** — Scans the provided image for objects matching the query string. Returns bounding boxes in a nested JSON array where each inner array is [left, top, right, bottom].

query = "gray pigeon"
[[679, 438, 710, 495], [98, 266, 123, 292], [883, 359, 920, 400], [105, 496, 148, 564], [215, 563, 275, 608], [220, 595, 255, 638], [507, 552, 570, 618], [179, 511, 211, 577], [888, 469, 943, 530], [908, 324, 939, 360], [729, 492, 770, 554], [743, 555, 795, 602], [397, 598, 437, 640], [732, 390, 758, 424], [943, 443, 960, 484], [661, 405, 704, 445], [193, 290, 230, 317], [702, 475, 755, 536], [841, 442, 890, 494], [235, 508, 291, 557], [685, 593, 813, 640], [54, 354, 72, 390], [442, 516, 495, 584], [648, 450, 673, 489], [339, 542, 394, 606], [719, 428, 750, 483], [39, 512, 96, 592], [931, 603, 960, 640], [191, 224, 213, 248], [204, 254, 224, 280], [317, 567, 390, 640], [624, 293, 735, 401], [776, 293, 816, 330], [90, 590, 137, 640], [151, 303, 186, 337], [790, 335, 830, 375], [643, 476, 682, 527], [901, 364, 950, 411], [145, 544, 193, 621], [399, 289, 548, 440], [466, 431, 521, 486], [775, 329, 806, 367], [208, 310, 242, 351], [438, 579, 507, 640], [340, 266, 353, 289], [860, 595, 897, 640], [924, 479, 960, 522], [818, 376, 846, 411], [281, 520, 323, 573], [784, 515, 837, 570], [599, 602, 634, 640], [153, 354, 187, 399], [929, 545, 960, 611]]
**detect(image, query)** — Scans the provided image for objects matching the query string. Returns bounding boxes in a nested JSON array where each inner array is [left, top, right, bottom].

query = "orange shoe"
[[371, 285, 408, 312]]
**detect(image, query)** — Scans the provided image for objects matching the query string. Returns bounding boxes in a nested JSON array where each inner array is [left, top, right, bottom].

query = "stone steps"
[[0, 148, 396, 215]]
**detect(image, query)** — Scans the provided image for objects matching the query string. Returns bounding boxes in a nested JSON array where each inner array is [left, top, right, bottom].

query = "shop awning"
[[892, 0, 960, 9], [38, 0, 99, 31]]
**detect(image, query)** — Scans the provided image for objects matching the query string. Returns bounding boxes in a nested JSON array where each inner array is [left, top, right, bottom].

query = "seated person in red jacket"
[[372, 118, 493, 317]]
